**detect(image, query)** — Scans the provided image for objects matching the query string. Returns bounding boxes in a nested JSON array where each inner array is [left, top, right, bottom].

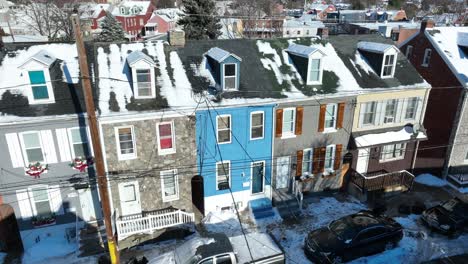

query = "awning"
[[354, 126, 427, 148]]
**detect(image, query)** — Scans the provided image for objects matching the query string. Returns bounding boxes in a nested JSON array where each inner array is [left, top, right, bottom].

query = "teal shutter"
[[28, 71, 49, 100]]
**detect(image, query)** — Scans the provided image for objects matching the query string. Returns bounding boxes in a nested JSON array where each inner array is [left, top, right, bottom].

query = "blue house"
[[196, 105, 274, 218]]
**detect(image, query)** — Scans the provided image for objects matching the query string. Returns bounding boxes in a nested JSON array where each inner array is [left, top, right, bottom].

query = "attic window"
[[120, 7, 125, 14], [357, 41, 398, 79], [205, 47, 242, 91], [126, 51, 156, 99], [223, 64, 237, 90], [382, 54, 395, 77], [286, 44, 325, 85]]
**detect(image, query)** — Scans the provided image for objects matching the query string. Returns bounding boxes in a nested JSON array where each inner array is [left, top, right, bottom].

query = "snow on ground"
[[20, 223, 77, 264], [415, 174, 448, 187], [0, 252, 6, 263]]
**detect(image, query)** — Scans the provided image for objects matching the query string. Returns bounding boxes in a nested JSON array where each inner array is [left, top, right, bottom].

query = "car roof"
[[347, 212, 389, 230]]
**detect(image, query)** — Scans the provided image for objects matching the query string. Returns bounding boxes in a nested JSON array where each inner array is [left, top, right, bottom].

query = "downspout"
[[411, 87, 431, 174], [270, 104, 278, 200]]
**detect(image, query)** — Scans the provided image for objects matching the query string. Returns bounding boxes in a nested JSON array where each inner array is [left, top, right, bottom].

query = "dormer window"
[[120, 7, 126, 15], [357, 41, 398, 79], [133, 6, 139, 14], [286, 44, 325, 85], [205, 47, 242, 91], [126, 51, 156, 99], [18, 50, 56, 105]]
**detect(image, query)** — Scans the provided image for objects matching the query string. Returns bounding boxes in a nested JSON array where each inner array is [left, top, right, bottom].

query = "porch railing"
[[116, 209, 195, 238], [351, 170, 415, 193]]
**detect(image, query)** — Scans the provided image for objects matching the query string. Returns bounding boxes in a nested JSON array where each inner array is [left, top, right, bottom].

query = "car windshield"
[[329, 218, 356, 241]]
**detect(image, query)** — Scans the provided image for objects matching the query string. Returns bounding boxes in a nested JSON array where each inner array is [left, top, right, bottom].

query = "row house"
[[242, 18, 284, 39], [400, 25, 468, 191], [0, 44, 101, 253], [112, 1, 155, 39], [399, 22, 465, 176]]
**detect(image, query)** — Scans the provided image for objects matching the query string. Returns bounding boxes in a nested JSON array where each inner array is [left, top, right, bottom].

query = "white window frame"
[[156, 121, 176, 155], [324, 103, 338, 132], [380, 143, 406, 162], [361, 101, 377, 126], [160, 169, 179, 202], [139, 18, 144, 26], [26, 69, 55, 105], [404, 97, 419, 120], [281, 107, 296, 138], [216, 161, 231, 190], [19, 131, 45, 165], [405, 45, 413, 58], [302, 148, 313, 175], [324, 145, 336, 172], [134, 68, 153, 98], [222, 63, 238, 90], [307, 58, 323, 85], [422, 48, 432, 67], [67, 127, 89, 158], [381, 53, 396, 78], [250, 160, 266, 195], [383, 99, 398, 124], [250, 111, 264, 140], [115, 126, 137, 160], [29, 185, 52, 217], [216, 115, 232, 144]]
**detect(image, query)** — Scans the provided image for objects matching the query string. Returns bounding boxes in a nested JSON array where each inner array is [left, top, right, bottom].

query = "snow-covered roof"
[[284, 19, 325, 28], [351, 21, 420, 30], [286, 43, 324, 58], [113, 1, 151, 16], [355, 126, 427, 147], [426, 27, 468, 87], [357, 41, 396, 54], [19, 50, 56, 68], [92, 4, 110, 18], [126, 50, 155, 66], [2, 35, 48, 43], [458, 32, 468, 47], [205, 47, 242, 62]]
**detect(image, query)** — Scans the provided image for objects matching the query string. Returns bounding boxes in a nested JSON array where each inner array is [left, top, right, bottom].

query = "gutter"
[[411, 86, 431, 173]]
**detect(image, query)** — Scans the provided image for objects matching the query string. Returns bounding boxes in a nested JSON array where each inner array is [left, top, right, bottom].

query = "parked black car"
[[421, 197, 468, 235], [304, 211, 403, 263]]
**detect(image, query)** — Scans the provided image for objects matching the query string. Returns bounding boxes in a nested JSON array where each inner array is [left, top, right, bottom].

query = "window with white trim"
[[405, 45, 413, 58], [21, 132, 44, 164], [282, 108, 296, 136], [380, 143, 406, 162], [121, 184, 136, 202], [405, 97, 418, 120], [216, 161, 230, 190], [157, 122, 176, 155], [161, 169, 179, 202], [68, 127, 89, 158], [31, 186, 51, 218], [384, 99, 397, 123], [422, 49, 432, 67], [217, 115, 231, 144], [28, 70, 50, 101], [136, 69, 152, 97], [250, 111, 264, 140], [224, 64, 237, 90], [324, 104, 337, 130], [139, 18, 144, 26], [362, 102, 377, 126], [324, 145, 335, 170], [308, 58, 321, 82], [303, 149, 312, 174], [382, 54, 395, 77], [116, 126, 136, 159]]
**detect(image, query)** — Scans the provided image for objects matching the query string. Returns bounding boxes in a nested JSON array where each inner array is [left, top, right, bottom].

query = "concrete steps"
[[272, 190, 303, 219]]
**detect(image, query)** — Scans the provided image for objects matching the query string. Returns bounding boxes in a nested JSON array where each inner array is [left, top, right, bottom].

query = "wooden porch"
[[350, 169, 415, 194], [447, 165, 468, 188]]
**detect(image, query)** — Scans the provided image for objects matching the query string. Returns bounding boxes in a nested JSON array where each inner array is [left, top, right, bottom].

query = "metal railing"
[[351, 170, 415, 193], [116, 209, 195, 239]]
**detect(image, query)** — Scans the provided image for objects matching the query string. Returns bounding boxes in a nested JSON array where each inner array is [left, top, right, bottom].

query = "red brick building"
[[399, 21, 466, 175], [112, 1, 155, 38]]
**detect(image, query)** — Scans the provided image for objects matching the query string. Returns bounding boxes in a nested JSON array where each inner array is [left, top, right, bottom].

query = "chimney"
[[318, 27, 329, 39], [420, 19, 435, 33], [168, 29, 185, 47]]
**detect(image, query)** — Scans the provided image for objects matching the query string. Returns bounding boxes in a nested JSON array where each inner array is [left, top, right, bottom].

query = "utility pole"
[[7, 19, 15, 43], [71, 14, 120, 264]]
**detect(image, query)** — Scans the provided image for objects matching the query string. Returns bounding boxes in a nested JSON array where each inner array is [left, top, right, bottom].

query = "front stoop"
[[249, 198, 275, 219], [272, 189, 303, 219]]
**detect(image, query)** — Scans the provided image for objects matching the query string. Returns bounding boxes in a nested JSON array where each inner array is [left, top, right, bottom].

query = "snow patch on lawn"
[[415, 174, 447, 187]]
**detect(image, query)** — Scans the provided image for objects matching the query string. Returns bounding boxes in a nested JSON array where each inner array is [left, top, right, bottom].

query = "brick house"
[[112, 1, 155, 39], [399, 22, 466, 175]]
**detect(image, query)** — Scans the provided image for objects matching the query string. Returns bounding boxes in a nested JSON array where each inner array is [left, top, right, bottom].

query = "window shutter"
[[318, 105, 326, 132], [48, 185, 64, 215], [40, 130, 58, 164], [416, 97, 424, 122], [16, 189, 33, 219], [334, 144, 343, 170], [295, 107, 304, 135], [275, 109, 283, 137], [87, 127, 95, 156], [337, 103, 345, 129], [5, 133, 25, 168], [55, 129, 71, 162], [312, 147, 321, 174], [358, 103, 365, 128], [296, 150, 303, 176], [318, 147, 326, 173]]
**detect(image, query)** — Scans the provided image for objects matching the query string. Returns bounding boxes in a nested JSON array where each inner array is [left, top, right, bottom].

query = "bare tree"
[[16, 2, 64, 40]]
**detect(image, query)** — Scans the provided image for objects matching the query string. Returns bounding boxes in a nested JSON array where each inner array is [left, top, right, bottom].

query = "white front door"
[[79, 187, 101, 222], [276, 156, 290, 189], [356, 148, 369, 174], [118, 181, 142, 216]]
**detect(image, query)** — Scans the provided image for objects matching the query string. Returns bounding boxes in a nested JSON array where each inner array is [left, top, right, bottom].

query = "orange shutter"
[[318, 105, 326, 132], [296, 150, 303, 176], [295, 107, 304, 135], [318, 147, 326, 173], [334, 144, 343, 170], [275, 109, 283, 137], [312, 148, 321, 174], [337, 103, 345, 129]]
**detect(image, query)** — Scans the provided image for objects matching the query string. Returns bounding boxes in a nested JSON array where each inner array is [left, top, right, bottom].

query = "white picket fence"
[[116, 209, 195, 238]]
